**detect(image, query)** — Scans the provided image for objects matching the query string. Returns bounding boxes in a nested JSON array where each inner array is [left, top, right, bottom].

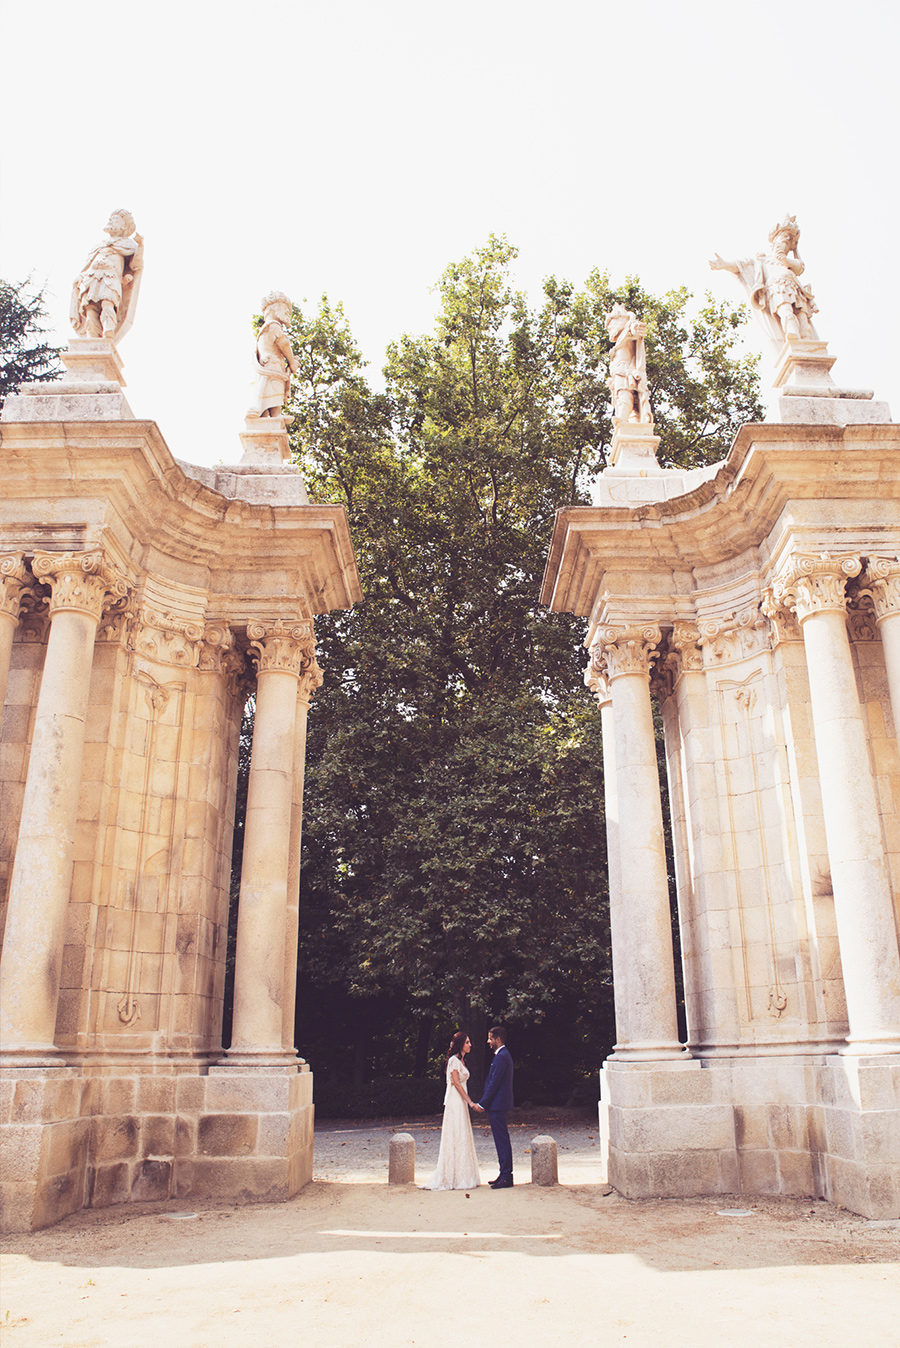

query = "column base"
[[0, 1048, 68, 1069], [839, 1036, 900, 1057], [599, 1053, 899, 1218], [0, 1061, 315, 1233], [219, 1048, 303, 1068], [609, 1042, 691, 1062]]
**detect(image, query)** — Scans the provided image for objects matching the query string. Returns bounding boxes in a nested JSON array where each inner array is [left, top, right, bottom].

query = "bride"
[[424, 1031, 482, 1190]]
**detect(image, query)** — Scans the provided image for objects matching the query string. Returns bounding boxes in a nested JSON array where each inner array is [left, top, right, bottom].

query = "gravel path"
[[314, 1112, 605, 1184]]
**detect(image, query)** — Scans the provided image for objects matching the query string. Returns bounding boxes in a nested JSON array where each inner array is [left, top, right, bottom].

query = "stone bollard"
[[531, 1134, 558, 1186], [389, 1132, 416, 1184]]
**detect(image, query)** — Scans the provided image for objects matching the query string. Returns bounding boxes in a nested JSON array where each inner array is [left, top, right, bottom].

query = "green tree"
[[284, 238, 762, 1101], [0, 278, 62, 411]]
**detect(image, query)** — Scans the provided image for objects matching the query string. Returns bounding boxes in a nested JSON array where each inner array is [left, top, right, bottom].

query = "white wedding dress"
[[424, 1055, 482, 1190]]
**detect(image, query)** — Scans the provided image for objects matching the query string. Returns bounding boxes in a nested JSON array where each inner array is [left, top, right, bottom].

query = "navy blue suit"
[[478, 1045, 514, 1182]]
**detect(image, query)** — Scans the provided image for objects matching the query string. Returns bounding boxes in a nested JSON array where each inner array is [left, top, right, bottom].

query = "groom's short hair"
[[489, 1026, 506, 1043]]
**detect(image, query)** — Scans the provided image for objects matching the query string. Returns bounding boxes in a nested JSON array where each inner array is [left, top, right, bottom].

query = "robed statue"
[[247, 291, 298, 420], [606, 303, 653, 425], [70, 209, 144, 341]]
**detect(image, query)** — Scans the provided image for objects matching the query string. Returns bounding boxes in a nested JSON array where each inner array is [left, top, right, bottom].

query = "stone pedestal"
[[606, 417, 661, 475], [239, 416, 292, 466], [773, 337, 891, 425], [1, 339, 135, 421]]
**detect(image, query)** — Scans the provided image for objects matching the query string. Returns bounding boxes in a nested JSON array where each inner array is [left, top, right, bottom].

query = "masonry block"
[[132, 1159, 172, 1202], [197, 1113, 259, 1157], [738, 1148, 779, 1194], [647, 1148, 723, 1197], [90, 1161, 133, 1208], [142, 1114, 176, 1157], [776, 1148, 815, 1195], [92, 1115, 140, 1163]]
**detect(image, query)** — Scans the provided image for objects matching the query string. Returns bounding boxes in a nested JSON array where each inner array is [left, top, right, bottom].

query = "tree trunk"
[[413, 1015, 433, 1076]]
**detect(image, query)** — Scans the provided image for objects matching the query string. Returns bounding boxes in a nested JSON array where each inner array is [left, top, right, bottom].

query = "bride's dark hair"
[[446, 1030, 468, 1065]]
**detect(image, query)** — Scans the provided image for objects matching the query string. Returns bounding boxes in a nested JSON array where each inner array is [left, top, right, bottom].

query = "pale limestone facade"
[[0, 350, 360, 1231], [542, 365, 900, 1218]]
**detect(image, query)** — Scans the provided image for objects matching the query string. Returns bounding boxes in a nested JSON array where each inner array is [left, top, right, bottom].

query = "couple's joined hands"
[[469, 1102, 484, 1112]]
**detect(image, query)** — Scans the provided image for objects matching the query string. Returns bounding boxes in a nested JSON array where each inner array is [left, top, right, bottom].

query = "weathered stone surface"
[[0, 1181, 37, 1232], [89, 1161, 132, 1209], [132, 1159, 171, 1202], [530, 1135, 558, 1186], [388, 1133, 415, 1184], [141, 1114, 175, 1157], [92, 1116, 140, 1163], [197, 1114, 259, 1157], [176, 1157, 289, 1203]]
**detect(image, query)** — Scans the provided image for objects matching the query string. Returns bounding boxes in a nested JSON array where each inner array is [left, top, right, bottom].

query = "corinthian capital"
[[592, 623, 662, 680], [32, 549, 130, 621], [0, 554, 31, 622], [248, 618, 319, 679], [670, 620, 704, 676], [771, 552, 862, 622], [583, 650, 611, 705], [863, 556, 900, 621]]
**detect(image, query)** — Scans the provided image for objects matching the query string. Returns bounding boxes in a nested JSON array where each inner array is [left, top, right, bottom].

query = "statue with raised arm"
[[710, 214, 818, 347], [70, 209, 144, 340], [606, 303, 653, 424], [246, 291, 298, 420]]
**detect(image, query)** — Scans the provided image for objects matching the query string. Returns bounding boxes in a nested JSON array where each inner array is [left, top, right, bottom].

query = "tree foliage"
[[280, 238, 761, 1099], [0, 278, 62, 411]]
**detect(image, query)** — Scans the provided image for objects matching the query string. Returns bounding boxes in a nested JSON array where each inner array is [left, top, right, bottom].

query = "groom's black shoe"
[[489, 1178, 513, 1188]]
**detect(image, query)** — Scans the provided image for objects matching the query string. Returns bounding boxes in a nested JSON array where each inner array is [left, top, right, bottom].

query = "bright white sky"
[[2, 0, 898, 468]]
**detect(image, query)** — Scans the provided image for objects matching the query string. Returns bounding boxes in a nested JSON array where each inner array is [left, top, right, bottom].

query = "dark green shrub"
[[315, 1076, 444, 1119]]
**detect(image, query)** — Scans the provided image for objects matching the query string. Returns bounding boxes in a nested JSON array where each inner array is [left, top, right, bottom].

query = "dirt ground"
[[2, 1111, 898, 1347]]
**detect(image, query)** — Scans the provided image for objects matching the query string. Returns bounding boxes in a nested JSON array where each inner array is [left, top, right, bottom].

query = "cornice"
[[0, 420, 363, 615], [541, 420, 900, 617]]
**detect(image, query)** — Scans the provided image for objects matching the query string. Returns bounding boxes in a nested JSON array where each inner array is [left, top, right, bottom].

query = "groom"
[[473, 1026, 514, 1187]]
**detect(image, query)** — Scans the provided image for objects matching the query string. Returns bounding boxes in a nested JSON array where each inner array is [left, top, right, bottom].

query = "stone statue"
[[70, 209, 144, 340], [606, 303, 653, 424], [710, 214, 819, 346], [247, 291, 298, 420]]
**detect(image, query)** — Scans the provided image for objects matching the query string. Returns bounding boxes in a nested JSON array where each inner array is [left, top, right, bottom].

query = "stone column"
[[665, 621, 724, 1050], [227, 619, 318, 1062], [282, 658, 323, 1053], [593, 623, 685, 1060], [585, 657, 620, 930], [865, 557, 900, 746], [774, 553, 900, 1053], [0, 550, 128, 1059], [0, 554, 31, 721]]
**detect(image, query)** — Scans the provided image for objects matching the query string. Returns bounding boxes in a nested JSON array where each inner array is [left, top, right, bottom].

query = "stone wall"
[[0, 1064, 314, 1232]]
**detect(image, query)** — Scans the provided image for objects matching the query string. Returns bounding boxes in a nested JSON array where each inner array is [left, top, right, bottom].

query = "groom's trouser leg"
[[490, 1111, 513, 1180]]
